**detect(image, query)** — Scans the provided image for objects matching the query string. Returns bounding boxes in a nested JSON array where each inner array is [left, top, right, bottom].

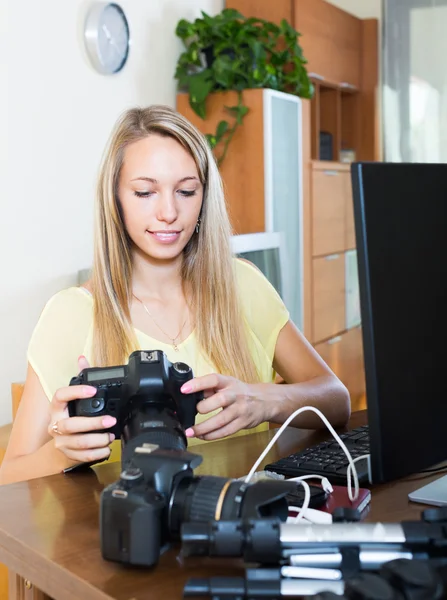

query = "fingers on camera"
[[52, 385, 97, 406], [71, 433, 114, 450], [58, 415, 116, 435], [66, 446, 111, 464]]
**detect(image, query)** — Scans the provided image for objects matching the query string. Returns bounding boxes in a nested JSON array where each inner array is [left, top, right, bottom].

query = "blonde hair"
[[91, 105, 259, 383]]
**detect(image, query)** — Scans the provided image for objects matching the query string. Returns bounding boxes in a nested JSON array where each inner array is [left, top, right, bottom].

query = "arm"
[[0, 364, 73, 485], [182, 320, 350, 441], [0, 362, 116, 486], [264, 320, 350, 429]]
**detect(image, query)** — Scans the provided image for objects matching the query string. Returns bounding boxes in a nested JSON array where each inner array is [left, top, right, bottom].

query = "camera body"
[[100, 446, 296, 567], [100, 447, 203, 567], [68, 350, 202, 456]]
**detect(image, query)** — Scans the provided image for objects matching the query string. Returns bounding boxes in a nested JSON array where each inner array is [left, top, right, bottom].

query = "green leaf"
[[175, 19, 194, 39], [216, 120, 229, 139], [188, 70, 213, 103]]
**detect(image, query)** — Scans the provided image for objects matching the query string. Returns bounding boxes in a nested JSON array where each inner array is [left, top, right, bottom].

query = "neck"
[[131, 246, 184, 301]]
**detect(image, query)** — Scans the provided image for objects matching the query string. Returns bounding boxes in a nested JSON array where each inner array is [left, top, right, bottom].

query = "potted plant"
[[175, 8, 313, 165]]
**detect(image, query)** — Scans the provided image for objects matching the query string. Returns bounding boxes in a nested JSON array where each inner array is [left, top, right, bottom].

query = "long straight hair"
[[91, 105, 259, 383]]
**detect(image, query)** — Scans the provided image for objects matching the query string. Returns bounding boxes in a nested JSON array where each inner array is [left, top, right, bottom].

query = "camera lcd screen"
[[87, 367, 125, 382]]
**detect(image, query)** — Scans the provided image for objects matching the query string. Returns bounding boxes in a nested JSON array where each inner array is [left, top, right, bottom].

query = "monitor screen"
[[230, 232, 297, 324], [351, 162, 447, 483]]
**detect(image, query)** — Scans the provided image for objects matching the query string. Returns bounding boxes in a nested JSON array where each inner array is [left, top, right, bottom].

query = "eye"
[[178, 190, 197, 197], [133, 191, 153, 198]]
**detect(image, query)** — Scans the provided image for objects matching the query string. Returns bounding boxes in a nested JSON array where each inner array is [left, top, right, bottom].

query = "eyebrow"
[[130, 176, 200, 184]]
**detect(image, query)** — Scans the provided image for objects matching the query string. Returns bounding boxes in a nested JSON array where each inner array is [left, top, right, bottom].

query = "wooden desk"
[[0, 411, 443, 600]]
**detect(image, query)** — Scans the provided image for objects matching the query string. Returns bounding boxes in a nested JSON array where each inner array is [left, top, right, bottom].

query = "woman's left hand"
[[181, 374, 268, 441]]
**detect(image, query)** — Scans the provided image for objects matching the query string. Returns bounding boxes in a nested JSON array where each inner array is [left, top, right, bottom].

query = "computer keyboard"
[[264, 425, 371, 486]]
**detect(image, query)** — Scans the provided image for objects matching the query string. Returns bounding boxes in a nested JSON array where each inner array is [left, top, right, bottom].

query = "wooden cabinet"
[[294, 0, 361, 88], [312, 164, 356, 255], [312, 254, 345, 343], [315, 327, 366, 409], [312, 164, 348, 256]]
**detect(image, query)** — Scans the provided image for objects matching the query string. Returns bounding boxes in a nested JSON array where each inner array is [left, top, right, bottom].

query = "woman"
[[0, 105, 350, 485]]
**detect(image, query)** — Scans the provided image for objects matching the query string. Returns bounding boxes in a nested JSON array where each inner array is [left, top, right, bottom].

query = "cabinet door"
[[312, 168, 346, 256], [312, 253, 345, 343], [294, 0, 361, 88], [315, 327, 366, 409], [265, 91, 304, 330]]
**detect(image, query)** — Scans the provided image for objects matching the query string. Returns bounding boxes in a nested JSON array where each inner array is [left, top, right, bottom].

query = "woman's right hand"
[[48, 356, 116, 465]]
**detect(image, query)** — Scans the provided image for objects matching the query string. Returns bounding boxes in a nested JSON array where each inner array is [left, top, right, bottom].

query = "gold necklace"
[[132, 293, 188, 352]]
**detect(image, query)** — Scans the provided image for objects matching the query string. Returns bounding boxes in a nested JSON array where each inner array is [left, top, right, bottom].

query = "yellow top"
[[28, 259, 289, 458]]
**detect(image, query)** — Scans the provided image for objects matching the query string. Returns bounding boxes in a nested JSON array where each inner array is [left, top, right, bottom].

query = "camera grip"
[[67, 388, 121, 438], [181, 390, 203, 430]]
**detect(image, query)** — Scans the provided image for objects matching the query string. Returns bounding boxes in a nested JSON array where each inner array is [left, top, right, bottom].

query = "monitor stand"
[[408, 474, 447, 507]]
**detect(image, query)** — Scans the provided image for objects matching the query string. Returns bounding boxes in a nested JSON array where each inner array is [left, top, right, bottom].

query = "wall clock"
[[84, 2, 130, 75]]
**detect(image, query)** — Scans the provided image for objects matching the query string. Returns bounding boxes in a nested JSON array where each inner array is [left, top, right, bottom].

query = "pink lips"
[[147, 230, 181, 244]]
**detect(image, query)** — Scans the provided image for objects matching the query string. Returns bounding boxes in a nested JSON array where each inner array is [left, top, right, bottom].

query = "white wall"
[[326, 0, 382, 19], [0, 0, 224, 426]]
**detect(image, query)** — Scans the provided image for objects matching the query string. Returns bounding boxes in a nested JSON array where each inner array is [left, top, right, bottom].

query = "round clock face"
[[84, 2, 130, 75]]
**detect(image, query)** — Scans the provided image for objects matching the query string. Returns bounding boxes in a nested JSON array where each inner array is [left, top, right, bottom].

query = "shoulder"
[[233, 257, 276, 297], [28, 287, 94, 401], [34, 287, 93, 338], [233, 257, 287, 314], [233, 257, 263, 281], [41, 286, 92, 317], [232, 258, 289, 365]]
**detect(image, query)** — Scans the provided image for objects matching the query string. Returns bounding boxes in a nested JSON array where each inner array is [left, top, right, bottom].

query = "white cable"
[[289, 478, 311, 523], [347, 455, 370, 494], [288, 475, 334, 494], [287, 507, 333, 525], [244, 406, 360, 501]]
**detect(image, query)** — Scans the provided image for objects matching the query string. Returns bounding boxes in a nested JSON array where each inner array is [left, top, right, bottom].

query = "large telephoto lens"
[[168, 475, 295, 536]]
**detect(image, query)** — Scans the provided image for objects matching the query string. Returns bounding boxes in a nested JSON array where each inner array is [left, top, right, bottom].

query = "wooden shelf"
[[311, 160, 350, 170], [310, 81, 363, 162]]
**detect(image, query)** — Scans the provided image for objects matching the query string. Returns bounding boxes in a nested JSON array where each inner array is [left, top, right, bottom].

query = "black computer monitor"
[[351, 162, 447, 483]]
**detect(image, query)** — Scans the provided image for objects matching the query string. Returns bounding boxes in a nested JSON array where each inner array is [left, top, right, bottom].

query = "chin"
[[141, 240, 187, 262]]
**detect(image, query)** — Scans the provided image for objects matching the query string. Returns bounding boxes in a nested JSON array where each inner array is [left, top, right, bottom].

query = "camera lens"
[[170, 476, 291, 537], [169, 476, 242, 535]]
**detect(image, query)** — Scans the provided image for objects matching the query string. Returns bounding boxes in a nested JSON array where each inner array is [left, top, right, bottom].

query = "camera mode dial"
[[173, 362, 191, 375]]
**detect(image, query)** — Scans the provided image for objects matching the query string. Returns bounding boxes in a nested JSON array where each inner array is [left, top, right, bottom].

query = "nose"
[[155, 191, 178, 224]]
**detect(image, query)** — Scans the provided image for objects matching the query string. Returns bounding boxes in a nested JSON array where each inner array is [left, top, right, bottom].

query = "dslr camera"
[[68, 349, 201, 463], [69, 349, 296, 568]]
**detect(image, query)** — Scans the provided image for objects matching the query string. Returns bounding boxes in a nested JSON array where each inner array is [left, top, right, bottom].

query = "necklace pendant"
[[173, 343, 179, 352]]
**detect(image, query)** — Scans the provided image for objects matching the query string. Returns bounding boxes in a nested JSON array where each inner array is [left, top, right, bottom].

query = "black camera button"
[[111, 489, 128, 499], [77, 396, 105, 414], [120, 468, 144, 489], [121, 467, 143, 481]]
